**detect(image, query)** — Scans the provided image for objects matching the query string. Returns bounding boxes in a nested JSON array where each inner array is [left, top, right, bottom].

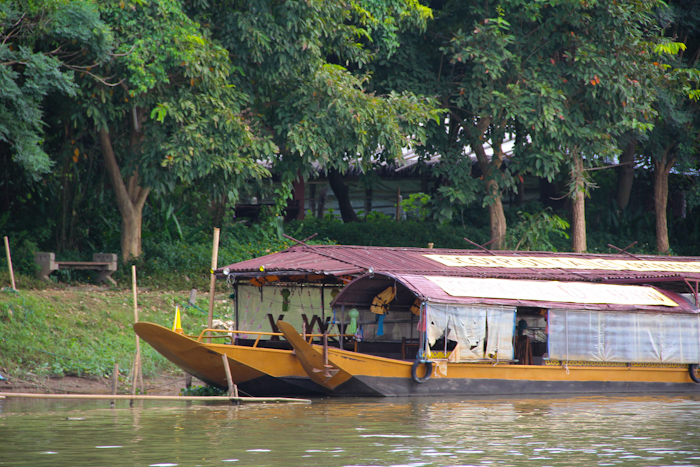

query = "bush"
[[506, 205, 570, 252], [288, 216, 489, 249]]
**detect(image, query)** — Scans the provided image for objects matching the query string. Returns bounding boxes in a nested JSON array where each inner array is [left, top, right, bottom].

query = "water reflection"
[[1, 395, 700, 466]]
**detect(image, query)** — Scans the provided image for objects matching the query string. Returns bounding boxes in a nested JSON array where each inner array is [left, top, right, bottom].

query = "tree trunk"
[[472, 130, 506, 250], [615, 139, 636, 211], [58, 149, 72, 252], [487, 196, 506, 249], [570, 148, 587, 253], [316, 187, 327, 218], [327, 168, 357, 222], [653, 150, 676, 254], [99, 127, 150, 262], [121, 207, 143, 260], [284, 176, 305, 222]]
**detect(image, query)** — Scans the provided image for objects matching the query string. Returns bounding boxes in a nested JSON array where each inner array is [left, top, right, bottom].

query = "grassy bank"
[[0, 274, 235, 385]]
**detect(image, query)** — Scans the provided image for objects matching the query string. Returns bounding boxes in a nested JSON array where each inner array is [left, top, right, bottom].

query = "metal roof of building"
[[217, 244, 700, 293]]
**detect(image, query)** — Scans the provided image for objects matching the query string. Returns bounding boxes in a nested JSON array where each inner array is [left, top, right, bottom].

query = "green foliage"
[[120, 222, 297, 289], [0, 0, 112, 179], [289, 216, 487, 249], [506, 206, 570, 252], [183, 0, 441, 215], [83, 0, 271, 192], [672, 205, 700, 256], [180, 385, 226, 397], [370, 0, 666, 249], [1, 0, 700, 288], [400, 192, 431, 221]]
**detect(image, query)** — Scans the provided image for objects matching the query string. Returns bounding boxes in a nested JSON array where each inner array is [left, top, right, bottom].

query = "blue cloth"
[[377, 314, 385, 336]]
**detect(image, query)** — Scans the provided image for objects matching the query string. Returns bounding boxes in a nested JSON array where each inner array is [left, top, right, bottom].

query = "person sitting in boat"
[[517, 318, 528, 336], [539, 309, 548, 363]]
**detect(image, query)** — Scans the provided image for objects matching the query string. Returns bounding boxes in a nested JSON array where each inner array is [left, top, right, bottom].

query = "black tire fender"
[[690, 364, 700, 383], [411, 360, 432, 383]]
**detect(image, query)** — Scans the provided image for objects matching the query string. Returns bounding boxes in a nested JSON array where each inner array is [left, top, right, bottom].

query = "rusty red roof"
[[217, 244, 700, 289]]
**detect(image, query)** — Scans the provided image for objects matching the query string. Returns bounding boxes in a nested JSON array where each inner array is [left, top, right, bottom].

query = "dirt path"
[[0, 374, 192, 396]]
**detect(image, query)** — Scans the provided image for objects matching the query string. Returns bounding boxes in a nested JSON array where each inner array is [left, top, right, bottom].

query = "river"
[[2, 395, 700, 466]]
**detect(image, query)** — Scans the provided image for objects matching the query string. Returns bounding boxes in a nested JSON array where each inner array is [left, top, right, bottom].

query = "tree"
[[369, 1, 663, 252], [542, 1, 662, 253], [639, 0, 700, 254], [183, 0, 440, 222], [453, 0, 661, 253], [0, 0, 111, 179], [80, 0, 271, 261]]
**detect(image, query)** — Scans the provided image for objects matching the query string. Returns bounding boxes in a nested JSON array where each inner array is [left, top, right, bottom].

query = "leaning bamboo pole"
[[4, 236, 16, 290], [221, 354, 238, 398]]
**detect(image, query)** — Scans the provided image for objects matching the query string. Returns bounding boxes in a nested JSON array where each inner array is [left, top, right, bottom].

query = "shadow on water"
[[2, 394, 700, 466]]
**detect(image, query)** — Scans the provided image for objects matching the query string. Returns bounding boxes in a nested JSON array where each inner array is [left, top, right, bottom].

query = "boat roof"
[[217, 244, 700, 293], [331, 273, 698, 314]]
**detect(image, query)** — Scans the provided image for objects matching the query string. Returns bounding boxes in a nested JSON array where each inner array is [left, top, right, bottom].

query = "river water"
[[2, 395, 700, 466]]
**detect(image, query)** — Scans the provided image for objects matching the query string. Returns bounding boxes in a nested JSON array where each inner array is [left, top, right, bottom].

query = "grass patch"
[[0, 284, 236, 381]]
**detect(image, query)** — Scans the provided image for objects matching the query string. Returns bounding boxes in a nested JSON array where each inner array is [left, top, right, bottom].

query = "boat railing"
[[194, 329, 279, 346], [302, 333, 357, 347], [194, 329, 355, 347]]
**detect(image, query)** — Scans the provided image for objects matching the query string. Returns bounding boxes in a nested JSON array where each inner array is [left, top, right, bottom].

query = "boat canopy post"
[[419, 301, 427, 361], [340, 304, 345, 349], [234, 279, 239, 338], [321, 284, 325, 320]]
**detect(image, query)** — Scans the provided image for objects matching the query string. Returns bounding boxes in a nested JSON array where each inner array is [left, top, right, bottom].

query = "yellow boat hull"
[[324, 347, 700, 396], [134, 322, 327, 396], [135, 322, 700, 397]]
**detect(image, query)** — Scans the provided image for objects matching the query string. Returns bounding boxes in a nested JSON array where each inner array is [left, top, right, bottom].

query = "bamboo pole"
[[207, 227, 220, 339], [0, 392, 311, 403], [131, 265, 142, 395], [221, 354, 238, 398], [112, 363, 119, 395], [4, 236, 16, 290]]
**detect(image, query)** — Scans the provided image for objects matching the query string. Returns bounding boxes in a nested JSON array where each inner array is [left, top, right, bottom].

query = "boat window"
[[548, 309, 700, 364], [425, 304, 516, 361], [513, 308, 548, 364]]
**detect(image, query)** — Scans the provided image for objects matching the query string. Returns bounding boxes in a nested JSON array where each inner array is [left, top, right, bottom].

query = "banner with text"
[[423, 255, 700, 273], [425, 276, 679, 307]]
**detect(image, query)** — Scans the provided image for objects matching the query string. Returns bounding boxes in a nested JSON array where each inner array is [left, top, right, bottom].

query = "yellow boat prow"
[[134, 322, 326, 396]]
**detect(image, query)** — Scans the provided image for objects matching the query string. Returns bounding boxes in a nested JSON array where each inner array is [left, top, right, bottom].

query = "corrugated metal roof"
[[333, 273, 698, 314], [217, 244, 700, 291]]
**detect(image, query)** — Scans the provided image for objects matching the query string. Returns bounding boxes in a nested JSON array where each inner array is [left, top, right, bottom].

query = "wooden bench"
[[35, 252, 118, 285]]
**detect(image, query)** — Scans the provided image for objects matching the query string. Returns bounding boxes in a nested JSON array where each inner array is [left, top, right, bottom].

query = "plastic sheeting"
[[426, 303, 515, 361], [548, 309, 700, 364], [486, 307, 516, 361]]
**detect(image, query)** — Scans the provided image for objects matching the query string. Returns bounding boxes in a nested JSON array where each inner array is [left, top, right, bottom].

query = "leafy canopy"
[[79, 0, 271, 198], [0, 0, 111, 179], [184, 0, 440, 210]]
